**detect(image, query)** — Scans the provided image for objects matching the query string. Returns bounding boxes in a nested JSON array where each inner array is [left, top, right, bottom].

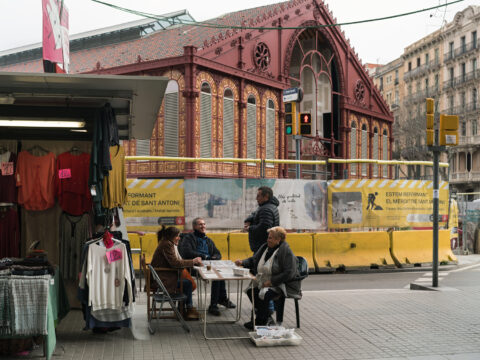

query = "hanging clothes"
[[16, 151, 56, 211], [59, 212, 91, 281], [56, 152, 92, 216], [86, 241, 132, 311], [0, 151, 17, 204], [102, 145, 127, 209], [0, 207, 19, 258]]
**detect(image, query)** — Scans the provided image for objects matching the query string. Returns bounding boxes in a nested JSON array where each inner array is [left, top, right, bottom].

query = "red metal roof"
[[0, 1, 289, 73]]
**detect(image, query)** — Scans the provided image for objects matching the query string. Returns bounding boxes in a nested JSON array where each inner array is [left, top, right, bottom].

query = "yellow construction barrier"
[[206, 233, 229, 260], [313, 232, 394, 271], [285, 233, 315, 271], [128, 233, 141, 270], [228, 233, 253, 261], [142, 233, 158, 264], [391, 230, 457, 266]]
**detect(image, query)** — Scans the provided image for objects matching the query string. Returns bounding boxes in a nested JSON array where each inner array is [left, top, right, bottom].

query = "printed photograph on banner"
[[123, 179, 184, 232], [331, 192, 362, 224], [266, 179, 327, 230], [184, 179, 245, 229]]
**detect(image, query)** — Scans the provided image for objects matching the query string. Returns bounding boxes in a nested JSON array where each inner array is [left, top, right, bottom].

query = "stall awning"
[[0, 72, 169, 140]]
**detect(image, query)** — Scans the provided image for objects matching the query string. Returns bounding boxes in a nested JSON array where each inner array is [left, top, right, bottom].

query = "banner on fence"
[[123, 179, 184, 231], [184, 179, 327, 230], [328, 179, 449, 228]]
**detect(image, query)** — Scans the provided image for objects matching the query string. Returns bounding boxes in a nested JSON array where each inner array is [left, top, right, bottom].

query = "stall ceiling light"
[[0, 119, 86, 128]]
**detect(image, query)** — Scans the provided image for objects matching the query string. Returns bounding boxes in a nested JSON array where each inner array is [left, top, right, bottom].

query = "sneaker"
[[243, 321, 254, 330], [208, 304, 221, 316], [185, 307, 199, 320], [218, 299, 236, 309]]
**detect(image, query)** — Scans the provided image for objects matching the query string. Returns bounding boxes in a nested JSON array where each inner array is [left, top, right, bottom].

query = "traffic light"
[[426, 98, 434, 146], [299, 113, 312, 135], [284, 102, 297, 135], [439, 114, 459, 146]]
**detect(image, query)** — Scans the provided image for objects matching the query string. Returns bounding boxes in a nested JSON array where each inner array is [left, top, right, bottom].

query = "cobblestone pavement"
[[13, 256, 480, 360]]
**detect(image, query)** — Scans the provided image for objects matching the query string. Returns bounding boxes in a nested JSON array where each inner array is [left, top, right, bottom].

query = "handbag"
[[181, 268, 196, 291]]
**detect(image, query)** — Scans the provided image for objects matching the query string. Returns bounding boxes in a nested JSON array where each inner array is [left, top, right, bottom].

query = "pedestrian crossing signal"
[[299, 113, 311, 135]]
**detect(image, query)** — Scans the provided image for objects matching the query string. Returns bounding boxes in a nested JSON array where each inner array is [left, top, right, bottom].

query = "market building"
[[0, 0, 393, 180]]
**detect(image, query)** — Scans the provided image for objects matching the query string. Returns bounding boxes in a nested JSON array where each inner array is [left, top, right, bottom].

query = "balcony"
[[444, 39, 479, 62], [458, 135, 480, 146], [450, 170, 480, 184], [443, 79, 455, 91]]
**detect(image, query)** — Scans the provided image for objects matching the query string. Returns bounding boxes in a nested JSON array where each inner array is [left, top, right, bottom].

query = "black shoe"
[[219, 299, 236, 309], [208, 305, 221, 316], [243, 321, 254, 330]]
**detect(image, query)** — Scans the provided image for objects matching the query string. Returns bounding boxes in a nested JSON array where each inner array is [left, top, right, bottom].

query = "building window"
[[449, 95, 454, 112], [395, 69, 399, 84], [416, 57, 421, 67], [425, 53, 429, 65], [462, 121, 466, 136], [408, 62, 412, 71], [473, 31, 477, 49], [383, 129, 388, 178], [223, 89, 234, 158], [395, 90, 399, 105], [246, 95, 257, 159], [164, 80, 179, 157], [461, 92, 466, 108], [473, 88, 478, 110], [266, 99, 275, 160], [361, 124, 368, 176], [435, 48, 439, 64], [461, 36, 466, 53], [408, 84, 412, 96], [434, 74, 439, 91], [200, 82, 212, 158], [379, 77, 383, 91], [350, 122, 357, 175], [472, 120, 477, 136], [449, 42, 454, 58], [462, 63, 466, 82], [373, 127, 379, 177]]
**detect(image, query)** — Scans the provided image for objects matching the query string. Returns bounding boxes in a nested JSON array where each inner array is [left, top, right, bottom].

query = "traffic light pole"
[[294, 135, 301, 179], [432, 140, 440, 288]]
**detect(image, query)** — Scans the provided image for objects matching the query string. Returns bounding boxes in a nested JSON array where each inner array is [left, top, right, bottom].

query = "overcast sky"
[[0, 0, 478, 64]]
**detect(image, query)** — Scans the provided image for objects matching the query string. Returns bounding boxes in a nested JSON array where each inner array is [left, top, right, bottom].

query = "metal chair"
[[147, 264, 190, 333], [274, 256, 309, 328]]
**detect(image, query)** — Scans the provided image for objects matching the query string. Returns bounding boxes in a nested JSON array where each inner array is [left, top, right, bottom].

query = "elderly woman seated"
[[235, 226, 300, 330]]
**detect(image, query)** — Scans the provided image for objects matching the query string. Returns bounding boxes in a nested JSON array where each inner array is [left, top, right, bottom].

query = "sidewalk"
[[16, 255, 480, 360]]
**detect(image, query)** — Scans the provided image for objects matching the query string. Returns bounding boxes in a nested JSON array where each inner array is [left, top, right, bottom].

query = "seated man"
[[178, 217, 236, 316]]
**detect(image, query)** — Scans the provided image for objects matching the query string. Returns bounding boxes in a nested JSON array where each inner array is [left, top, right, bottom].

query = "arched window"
[[164, 80, 179, 157], [350, 122, 357, 175], [383, 129, 388, 177], [373, 127, 379, 177], [223, 89, 234, 158], [247, 95, 257, 159], [266, 99, 275, 160], [200, 82, 212, 158], [361, 124, 368, 176]]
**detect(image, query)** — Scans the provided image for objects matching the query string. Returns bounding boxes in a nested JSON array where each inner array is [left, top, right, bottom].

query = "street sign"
[[283, 87, 303, 103]]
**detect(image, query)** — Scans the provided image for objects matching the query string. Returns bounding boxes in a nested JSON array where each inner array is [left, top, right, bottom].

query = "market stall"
[[0, 71, 168, 358]]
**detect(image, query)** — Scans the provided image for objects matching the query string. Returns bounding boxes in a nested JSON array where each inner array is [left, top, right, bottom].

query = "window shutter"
[[200, 92, 212, 158], [361, 129, 368, 176], [373, 133, 379, 177], [350, 128, 356, 175], [247, 103, 256, 159], [136, 139, 150, 162], [383, 135, 388, 177], [164, 92, 178, 157], [223, 97, 234, 158], [266, 107, 275, 159]]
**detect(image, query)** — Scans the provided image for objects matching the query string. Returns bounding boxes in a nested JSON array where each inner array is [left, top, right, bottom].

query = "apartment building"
[[374, 6, 480, 183], [444, 6, 480, 192]]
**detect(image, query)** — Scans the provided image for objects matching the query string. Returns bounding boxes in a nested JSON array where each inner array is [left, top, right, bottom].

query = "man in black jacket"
[[244, 186, 280, 253], [178, 217, 235, 316]]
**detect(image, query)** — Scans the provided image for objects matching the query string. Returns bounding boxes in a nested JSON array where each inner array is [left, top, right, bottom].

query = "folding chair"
[[147, 264, 190, 334], [274, 256, 309, 328]]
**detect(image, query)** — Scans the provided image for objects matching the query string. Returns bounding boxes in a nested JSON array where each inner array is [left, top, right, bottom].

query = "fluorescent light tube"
[[0, 120, 85, 128]]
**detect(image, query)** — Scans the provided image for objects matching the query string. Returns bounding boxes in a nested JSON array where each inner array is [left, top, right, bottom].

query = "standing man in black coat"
[[244, 186, 280, 253], [178, 217, 236, 316]]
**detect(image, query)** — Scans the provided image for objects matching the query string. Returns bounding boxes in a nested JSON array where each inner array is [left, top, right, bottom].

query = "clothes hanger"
[[27, 144, 49, 155], [70, 146, 82, 155]]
